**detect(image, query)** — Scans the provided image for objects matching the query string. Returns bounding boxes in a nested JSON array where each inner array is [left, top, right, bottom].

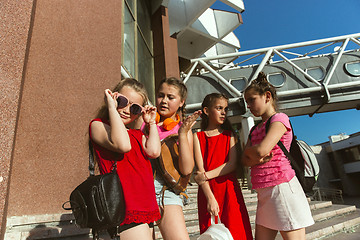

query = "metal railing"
[[183, 33, 360, 112], [312, 187, 344, 204]]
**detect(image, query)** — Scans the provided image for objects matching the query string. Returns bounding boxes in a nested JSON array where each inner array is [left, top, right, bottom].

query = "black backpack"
[[62, 142, 125, 239], [249, 115, 320, 193]]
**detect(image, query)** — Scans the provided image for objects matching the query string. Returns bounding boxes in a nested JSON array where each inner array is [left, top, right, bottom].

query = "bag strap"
[[89, 141, 95, 176], [88, 140, 117, 176], [264, 115, 302, 174], [210, 215, 221, 225]]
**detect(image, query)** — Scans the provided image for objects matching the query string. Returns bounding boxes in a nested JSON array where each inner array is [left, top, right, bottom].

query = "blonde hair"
[[96, 78, 148, 119]]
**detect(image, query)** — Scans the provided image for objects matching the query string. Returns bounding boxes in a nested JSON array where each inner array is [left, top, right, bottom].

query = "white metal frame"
[[184, 33, 360, 112]]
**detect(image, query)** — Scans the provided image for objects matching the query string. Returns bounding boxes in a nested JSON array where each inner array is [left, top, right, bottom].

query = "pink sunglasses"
[[116, 94, 144, 115]]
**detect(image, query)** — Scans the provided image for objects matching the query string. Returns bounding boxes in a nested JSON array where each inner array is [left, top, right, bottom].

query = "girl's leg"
[[280, 228, 305, 240], [119, 223, 153, 240], [158, 205, 190, 240], [255, 224, 278, 240]]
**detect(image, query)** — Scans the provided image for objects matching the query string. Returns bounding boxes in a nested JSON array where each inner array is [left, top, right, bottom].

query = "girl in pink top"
[[142, 77, 200, 240], [242, 72, 314, 240]]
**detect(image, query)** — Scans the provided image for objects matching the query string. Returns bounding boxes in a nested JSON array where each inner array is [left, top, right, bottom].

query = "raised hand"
[[179, 110, 202, 133], [142, 105, 157, 124], [104, 89, 118, 109]]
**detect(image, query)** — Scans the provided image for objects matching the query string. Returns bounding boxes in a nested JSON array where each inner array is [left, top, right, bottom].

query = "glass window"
[[306, 67, 324, 81], [138, 30, 155, 102], [268, 72, 285, 87], [230, 77, 247, 92], [125, 0, 135, 14], [341, 146, 360, 164], [345, 61, 360, 77], [123, 5, 136, 77], [123, 0, 154, 102], [137, 0, 152, 51]]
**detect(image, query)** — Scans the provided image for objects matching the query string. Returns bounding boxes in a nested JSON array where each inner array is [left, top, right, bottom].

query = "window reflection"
[[230, 77, 247, 91], [345, 61, 360, 77], [268, 72, 285, 87], [306, 67, 324, 81]]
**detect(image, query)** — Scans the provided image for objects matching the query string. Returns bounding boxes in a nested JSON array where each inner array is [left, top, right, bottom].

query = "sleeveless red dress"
[[197, 130, 253, 240], [89, 118, 160, 225]]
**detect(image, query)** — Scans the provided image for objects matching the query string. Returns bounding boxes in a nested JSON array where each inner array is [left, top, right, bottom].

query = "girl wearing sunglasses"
[[89, 78, 161, 240]]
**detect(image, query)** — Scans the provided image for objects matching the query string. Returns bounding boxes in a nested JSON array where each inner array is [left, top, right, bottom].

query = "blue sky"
[[212, 0, 360, 145]]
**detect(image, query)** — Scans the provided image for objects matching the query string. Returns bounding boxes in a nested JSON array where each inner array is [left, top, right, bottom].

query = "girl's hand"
[[194, 170, 207, 185], [104, 89, 118, 109], [179, 110, 202, 133], [259, 152, 273, 164], [142, 105, 157, 124], [207, 197, 220, 216]]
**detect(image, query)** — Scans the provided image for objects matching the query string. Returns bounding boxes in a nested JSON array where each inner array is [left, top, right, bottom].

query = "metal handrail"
[[183, 33, 360, 114]]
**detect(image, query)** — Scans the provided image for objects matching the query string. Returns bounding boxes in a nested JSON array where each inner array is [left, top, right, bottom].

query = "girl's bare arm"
[[242, 121, 287, 166], [142, 106, 161, 159], [202, 134, 237, 180], [193, 133, 219, 216], [90, 90, 131, 153], [178, 111, 201, 175]]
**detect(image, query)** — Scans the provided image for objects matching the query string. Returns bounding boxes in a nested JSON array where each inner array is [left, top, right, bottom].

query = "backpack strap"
[[89, 141, 95, 176], [264, 115, 302, 174], [248, 123, 260, 142], [88, 140, 117, 177]]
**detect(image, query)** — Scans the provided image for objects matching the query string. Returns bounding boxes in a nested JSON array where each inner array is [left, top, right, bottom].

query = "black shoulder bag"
[[62, 141, 125, 239]]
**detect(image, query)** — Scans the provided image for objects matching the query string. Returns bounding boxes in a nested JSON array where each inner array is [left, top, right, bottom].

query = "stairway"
[[154, 184, 360, 240], [5, 183, 360, 239]]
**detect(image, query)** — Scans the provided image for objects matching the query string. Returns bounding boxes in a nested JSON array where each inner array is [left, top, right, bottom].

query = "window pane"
[[230, 77, 247, 91], [345, 62, 360, 77], [138, 31, 155, 103], [306, 67, 324, 81], [268, 73, 285, 87], [137, 0, 153, 51], [125, 0, 135, 14], [123, 5, 135, 77]]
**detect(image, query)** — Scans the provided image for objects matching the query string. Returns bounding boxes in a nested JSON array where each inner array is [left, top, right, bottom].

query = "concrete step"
[[305, 210, 360, 240], [321, 224, 360, 240], [6, 183, 359, 240]]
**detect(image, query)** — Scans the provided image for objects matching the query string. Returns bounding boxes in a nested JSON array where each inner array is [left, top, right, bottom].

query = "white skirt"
[[255, 176, 314, 231]]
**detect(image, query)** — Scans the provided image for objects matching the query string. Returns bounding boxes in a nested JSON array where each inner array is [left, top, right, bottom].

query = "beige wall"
[[1, 0, 124, 234]]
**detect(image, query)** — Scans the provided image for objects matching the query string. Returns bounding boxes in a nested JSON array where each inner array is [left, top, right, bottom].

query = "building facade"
[[315, 132, 360, 196], [0, 1, 244, 238]]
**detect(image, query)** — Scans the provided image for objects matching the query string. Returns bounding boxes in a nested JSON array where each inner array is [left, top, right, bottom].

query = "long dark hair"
[[200, 93, 233, 131], [200, 92, 245, 180]]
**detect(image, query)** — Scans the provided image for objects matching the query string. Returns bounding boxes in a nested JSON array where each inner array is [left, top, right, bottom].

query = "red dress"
[[197, 130, 253, 240], [89, 118, 161, 225]]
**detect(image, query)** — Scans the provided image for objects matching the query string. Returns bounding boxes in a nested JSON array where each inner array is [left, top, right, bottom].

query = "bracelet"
[[204, 172, 209, 181], [147, 121, 156, 125]]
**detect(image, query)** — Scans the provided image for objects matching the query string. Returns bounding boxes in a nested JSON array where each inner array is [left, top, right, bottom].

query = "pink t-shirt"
[[249, 113, 295, 189]]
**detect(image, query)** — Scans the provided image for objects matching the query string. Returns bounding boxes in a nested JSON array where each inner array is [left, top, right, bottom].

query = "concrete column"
[[1, 0, 124, 238], [241, 116, 255, 144], [240, 116, 254, 190], [151, 5, 180, 89]]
